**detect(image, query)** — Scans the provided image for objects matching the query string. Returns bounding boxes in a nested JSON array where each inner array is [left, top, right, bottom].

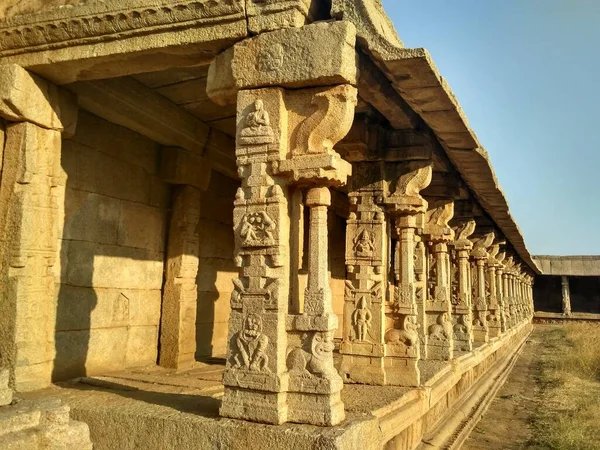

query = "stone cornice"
[[0, 0, 245, 56]]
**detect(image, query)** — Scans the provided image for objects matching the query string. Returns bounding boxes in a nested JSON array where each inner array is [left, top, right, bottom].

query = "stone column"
[[486, 243, 504, 339], [384, 161, 432, 386], [561, 275, 571, 316], [450, 221, 475, 353], [340, 162, 389, 385], [158, 148, 211, 369], [206, 20, 358, 426], [495, 254, 507, 332], [470, 233, 494, 345], [423, 200, 454, 361], [0, 65, 77, 391]]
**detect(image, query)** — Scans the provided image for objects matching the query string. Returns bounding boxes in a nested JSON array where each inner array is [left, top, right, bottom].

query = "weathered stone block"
[[126, 326, 159, 366], [117, 201, 166, 252], [207, 21, 358, 104], [0, 64, 77, 135], [64, 188, 120, 244], [160, 147, 212, 191], [65, 241, 164, 290]]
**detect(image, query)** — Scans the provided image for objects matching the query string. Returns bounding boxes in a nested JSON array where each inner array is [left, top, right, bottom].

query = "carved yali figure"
[[351, 296, 373, 342], [428, 312, 452, 341], [232, 313, 270, 372], [454, 314, 470, 335], [287, 331, 338, 379], [473, 297, 487, 327], [353, 229, 375, 258], [385, 315, 418, 348], [239, 99, 274, 144], [240, 211, 275, 246]]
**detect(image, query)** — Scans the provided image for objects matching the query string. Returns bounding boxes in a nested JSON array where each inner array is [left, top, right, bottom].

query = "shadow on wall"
[[195, 172, 240, 360], [52, 112, 171, 382]]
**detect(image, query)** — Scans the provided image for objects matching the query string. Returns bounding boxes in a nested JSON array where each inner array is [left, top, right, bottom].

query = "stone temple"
[[0, 1, 594, 449]]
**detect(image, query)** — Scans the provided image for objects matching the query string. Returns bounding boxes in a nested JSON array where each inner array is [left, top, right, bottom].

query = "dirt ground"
[[463, 327, 544, 450]]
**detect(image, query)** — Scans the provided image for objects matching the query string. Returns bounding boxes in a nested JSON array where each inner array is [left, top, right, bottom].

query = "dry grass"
[[529, 324, 600, 450]]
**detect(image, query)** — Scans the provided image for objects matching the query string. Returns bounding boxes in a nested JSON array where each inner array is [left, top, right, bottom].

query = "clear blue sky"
[[382, 0, 600, 255]]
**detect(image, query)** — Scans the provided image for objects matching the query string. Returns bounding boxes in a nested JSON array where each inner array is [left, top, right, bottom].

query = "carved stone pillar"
[[486, 242, 504, 339], [0, 65, 77, 391], [502, 266, 512, 329], [450, 221, 475, 353], [383, 161, 432, 386], [470, 233, 494, 345], [207, 19, 358, 426], [560, 276, 572, 316], [340, 162, 388, 385], [495, 255, 507, 333], [422, 200, 454, 361]]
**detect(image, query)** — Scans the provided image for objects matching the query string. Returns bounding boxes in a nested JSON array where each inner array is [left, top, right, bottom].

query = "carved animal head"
[[243, 313, 263, 338]]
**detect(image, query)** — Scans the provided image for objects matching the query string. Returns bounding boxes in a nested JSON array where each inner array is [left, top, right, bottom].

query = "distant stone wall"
[[196, 172, 239, 358], [533, 255, 600, 276], [54, 111, 169, 381]]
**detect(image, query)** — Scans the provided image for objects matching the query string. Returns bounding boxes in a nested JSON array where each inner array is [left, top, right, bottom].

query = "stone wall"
[[54, 111, 169, 380], [196, 172, 239, 358]]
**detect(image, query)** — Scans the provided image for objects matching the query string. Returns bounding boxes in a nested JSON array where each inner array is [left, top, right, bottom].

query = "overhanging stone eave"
[[0, 0, 249, 85], [358, 47, 538, 274]]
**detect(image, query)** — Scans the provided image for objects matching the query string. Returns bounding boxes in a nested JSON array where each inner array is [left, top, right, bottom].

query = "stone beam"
[[357, 54, 418, 130], [0, 0, 248, 85], [64, 77, 238, 180], [207, 21, 358, 105]]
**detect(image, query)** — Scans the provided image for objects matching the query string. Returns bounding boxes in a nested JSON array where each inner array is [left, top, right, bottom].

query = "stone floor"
[[18, 361, 414, 450]]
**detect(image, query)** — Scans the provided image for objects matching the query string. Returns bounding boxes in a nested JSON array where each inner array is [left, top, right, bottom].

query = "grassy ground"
[[528, 324, 600, 450]]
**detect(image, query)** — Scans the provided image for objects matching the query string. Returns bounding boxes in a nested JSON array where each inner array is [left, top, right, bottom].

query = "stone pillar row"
[[204, 20, 536, 426]]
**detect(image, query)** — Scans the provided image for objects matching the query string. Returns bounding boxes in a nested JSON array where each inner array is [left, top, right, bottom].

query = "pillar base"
[[425, 342, 453, 361], [287, 391, 345, 426], [454, 336, 473, 353], [473, 327, 489, 345], [220, 387, 288, 425]]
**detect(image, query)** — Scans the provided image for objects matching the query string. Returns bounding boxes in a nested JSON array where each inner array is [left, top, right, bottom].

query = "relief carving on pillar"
[[385, 315, 419, 354], [428, 313, 452, 341], [450, 258, 460, 306], [287, 331, 338, 380], [353, 228, 375, 258], [240, 211, 276, 247], [232, 313, 271, 372], [239, 100, 275, 145], [351, 296, 373, 342]]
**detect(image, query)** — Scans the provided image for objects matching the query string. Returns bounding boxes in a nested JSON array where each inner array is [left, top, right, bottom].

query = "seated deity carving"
[[385, 315, 418, 348], [232, 313, 270, 372], [239, 99, 274, 145], [353, 229, 375, 258], [428, 312, 452, 341], [351, 296, 373, 342], [287, 331, 338, 379], [240, 211, 275, 246]]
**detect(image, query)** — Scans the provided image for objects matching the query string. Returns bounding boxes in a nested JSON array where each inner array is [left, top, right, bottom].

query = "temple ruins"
[[0, 1, 593, 449]]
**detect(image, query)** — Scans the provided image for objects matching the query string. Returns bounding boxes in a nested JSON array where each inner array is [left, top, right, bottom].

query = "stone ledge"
[[18, 322, 532, 450]]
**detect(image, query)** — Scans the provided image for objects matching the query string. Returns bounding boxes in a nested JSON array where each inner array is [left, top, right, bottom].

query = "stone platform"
[[18, 323, 531, 450], [533, 311, 600, 324]]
